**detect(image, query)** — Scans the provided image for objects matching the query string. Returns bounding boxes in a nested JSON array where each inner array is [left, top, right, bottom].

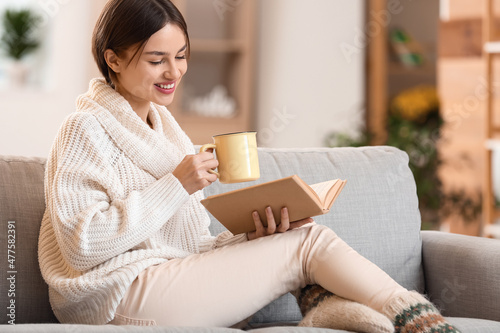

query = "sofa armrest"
[[421, 230, 500, 321]]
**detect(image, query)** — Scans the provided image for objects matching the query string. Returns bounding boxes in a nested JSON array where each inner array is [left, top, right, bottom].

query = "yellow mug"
[[200, 131, 260, 184]]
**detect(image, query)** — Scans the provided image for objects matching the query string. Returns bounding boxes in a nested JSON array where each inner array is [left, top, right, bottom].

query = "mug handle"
[[199, 144, 220, 178]]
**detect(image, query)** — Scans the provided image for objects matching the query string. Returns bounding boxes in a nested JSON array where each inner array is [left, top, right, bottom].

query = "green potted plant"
[[325, 85, 481, 230], [0, 8, 41, 86]]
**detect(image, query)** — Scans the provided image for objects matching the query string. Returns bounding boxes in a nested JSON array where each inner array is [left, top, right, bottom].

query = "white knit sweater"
[[38, 78, 247, 325]]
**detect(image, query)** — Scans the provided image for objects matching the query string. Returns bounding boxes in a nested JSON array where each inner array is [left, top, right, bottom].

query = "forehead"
[[143, 23, 186, 51]]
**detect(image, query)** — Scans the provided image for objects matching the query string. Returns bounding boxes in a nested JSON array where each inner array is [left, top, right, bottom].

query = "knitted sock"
[[292, 285, 394, 333], [382, 291, 460, 333]]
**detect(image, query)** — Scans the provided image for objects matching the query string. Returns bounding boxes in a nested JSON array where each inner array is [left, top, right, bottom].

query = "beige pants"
[[110, 224, 407, 327]]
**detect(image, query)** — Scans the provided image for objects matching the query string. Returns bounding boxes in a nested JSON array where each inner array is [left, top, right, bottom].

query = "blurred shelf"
[[366, 0, 437, 144], [170, 0, 257, 145], [483, 0, 500, 236], [171, 111, 251, 144], [388, 62, 436, 76], [174, 113, 239, 123], [484, 222, 500, 238], [484, 41, 500, 54], [486, 138, 500, 150], [190, 39, 246, 53]]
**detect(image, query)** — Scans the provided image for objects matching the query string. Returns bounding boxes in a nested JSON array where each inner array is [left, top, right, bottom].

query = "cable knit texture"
[[38, 78, 247, 325]]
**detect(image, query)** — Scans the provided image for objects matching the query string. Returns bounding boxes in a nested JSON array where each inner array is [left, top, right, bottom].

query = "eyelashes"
[[149, 56, 186, 66]]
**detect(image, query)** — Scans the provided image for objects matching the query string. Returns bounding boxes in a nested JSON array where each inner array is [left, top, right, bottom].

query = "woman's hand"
[[247, 206, 314, 240], [173, 151, 218, 195]]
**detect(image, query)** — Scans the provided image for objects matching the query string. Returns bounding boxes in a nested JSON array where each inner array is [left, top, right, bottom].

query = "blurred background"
[[0, 0, 499, 238]]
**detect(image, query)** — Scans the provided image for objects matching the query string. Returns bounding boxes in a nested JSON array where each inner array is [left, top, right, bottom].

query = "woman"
[[38, 0, 459, 332]]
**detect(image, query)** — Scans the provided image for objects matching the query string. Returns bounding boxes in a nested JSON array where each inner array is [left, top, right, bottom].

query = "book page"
[[310, 179, 339, 204]]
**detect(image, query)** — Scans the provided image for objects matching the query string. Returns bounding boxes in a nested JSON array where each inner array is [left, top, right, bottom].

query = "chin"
[[154, 96, 175, 107]]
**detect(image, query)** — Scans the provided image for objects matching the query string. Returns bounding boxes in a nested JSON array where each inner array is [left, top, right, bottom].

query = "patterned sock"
[[292, 284, 394, 333], [382, 291, 460, 333]]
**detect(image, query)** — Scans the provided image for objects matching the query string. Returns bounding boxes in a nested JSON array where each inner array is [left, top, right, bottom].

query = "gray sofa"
[[1, 146, 500, 332]]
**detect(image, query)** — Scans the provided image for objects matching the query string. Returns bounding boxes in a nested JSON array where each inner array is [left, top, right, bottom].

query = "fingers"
[[191, 156, 217, 183], [252, 211, 266, 238], [173, 152, 219, 194], [265, 206, 277, 234], [192, 152, 218, 178], [251, 207, 277, 239], [202, 157, 218, 168], [276, 207, 290, 233], [198, 152, 218, 181], [198, 151, 216, 162], [248, 207, 313, 240], [206, 173, 218, 183]]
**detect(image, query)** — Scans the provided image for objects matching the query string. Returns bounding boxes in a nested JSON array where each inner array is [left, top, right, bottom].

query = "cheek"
[[135, 67, 159, 87], [143, 66, 160, 80], [179, 62, 188, 77], [127, 68, 157, 98]]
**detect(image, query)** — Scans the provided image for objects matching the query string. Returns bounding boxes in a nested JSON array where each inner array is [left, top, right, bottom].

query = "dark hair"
[[92, 0, 190, 86]]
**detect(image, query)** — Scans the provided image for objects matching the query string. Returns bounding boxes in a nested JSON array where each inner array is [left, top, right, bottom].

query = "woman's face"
[[113, 23, 188, 111]]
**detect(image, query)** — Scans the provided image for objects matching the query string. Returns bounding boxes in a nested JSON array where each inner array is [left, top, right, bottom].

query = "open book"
[[201, 175, 347, 235]]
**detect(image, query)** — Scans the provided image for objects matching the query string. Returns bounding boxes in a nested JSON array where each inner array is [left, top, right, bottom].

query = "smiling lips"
[[154, 82, 176, 94]]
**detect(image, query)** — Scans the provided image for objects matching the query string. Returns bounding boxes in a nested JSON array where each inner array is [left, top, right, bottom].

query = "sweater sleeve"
[[46, 113, 190, 271], [198, 230, 249, 253]]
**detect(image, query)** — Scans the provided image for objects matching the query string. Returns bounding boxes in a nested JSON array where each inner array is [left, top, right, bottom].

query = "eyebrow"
[[144, 44, 187, 56]]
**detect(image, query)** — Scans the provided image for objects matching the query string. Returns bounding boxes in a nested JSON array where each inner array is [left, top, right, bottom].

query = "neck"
[[134, 106, 150, 124], [114, 85, 150, 125]]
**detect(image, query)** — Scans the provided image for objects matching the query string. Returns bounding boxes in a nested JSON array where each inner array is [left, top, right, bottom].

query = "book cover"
[[201, 175, 346, 235]]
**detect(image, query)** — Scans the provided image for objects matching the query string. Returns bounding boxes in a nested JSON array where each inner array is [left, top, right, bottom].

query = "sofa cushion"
[[446, 317, 500, 333], [204, 146, 424, 324], [0, 156, 58, 324]]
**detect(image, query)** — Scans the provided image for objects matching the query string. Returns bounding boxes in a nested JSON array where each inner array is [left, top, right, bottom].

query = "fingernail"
[[253, 211, 258, 216]]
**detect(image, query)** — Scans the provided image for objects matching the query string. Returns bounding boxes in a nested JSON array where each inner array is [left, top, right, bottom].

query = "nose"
[[163, 60, 182, 80]]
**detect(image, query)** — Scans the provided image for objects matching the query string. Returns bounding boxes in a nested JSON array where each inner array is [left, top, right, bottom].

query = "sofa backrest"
[[0, 146, 424, 325], [0, 156, 58, 324], [204, 146, 424, 324]]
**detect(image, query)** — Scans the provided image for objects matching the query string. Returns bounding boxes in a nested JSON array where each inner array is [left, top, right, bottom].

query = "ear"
[[104, 49, 123, 74]]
